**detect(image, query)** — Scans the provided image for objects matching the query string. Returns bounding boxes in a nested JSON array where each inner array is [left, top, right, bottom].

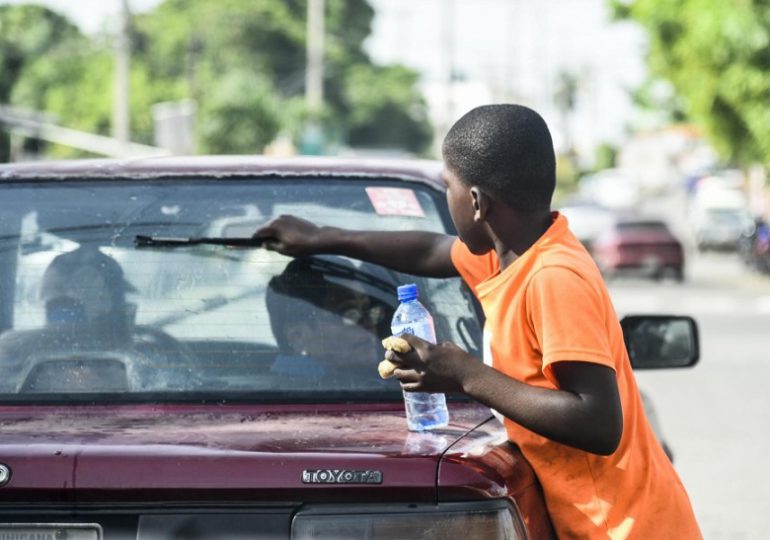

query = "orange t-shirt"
[[450, 212, 701, 539]]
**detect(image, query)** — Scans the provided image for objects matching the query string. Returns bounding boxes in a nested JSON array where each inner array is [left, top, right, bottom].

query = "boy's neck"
[[493, 209, 554, 271]]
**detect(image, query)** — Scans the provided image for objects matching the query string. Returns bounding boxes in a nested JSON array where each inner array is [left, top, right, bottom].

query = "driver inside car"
[[0, 246, 195, 392], [40, 245, 138, 342], [265, 256, 393, 383]]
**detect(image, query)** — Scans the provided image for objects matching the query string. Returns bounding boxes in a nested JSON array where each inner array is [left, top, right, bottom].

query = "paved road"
[[608, 250, 770, 539]]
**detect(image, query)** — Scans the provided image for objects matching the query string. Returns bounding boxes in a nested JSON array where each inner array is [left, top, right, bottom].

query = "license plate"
[[0, 523, 102, 540]]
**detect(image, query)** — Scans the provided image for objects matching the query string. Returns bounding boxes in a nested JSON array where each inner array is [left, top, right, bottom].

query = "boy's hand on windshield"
[[253, 215, 331, 257], [385, 333, 481, 394]]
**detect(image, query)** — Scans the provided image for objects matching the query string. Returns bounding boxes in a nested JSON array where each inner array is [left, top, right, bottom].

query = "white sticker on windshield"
[[365, 187, 425, 217]]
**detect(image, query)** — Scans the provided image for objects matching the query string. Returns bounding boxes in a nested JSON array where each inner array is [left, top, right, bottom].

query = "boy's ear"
[[470, 187, 488, 221]]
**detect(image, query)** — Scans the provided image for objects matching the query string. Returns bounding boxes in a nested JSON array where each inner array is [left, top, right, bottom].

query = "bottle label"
[[391, 321, 436, 344]]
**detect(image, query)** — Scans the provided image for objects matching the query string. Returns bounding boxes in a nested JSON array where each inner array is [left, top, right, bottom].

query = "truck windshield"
[[0, 178, 482, 403]]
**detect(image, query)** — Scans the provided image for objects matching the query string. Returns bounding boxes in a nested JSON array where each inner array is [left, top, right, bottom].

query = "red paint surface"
[[0, 402, 487, 503]]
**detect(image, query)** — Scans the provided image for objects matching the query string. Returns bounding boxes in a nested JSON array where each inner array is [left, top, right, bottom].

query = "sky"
[[2, 0, 649, 157], [365, 0, 648, 155]]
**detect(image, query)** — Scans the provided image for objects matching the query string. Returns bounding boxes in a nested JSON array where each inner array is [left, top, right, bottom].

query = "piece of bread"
[[378, 336, 412, 379], [381, 336, 412, 353], [378, 359, 398, 379]]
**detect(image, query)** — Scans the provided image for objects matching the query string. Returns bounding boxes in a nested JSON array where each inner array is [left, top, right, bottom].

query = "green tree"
[[554, 70, 578, 154], [11, 43, 181, 154], [594, 142, 618, 171], [2, 4, 178, 156], [197, 70, 281, 153], [5, 0, 432, 157], [611, 0, 770, 168], [344, 64, 432, 152], [131, 0, 431, 154], [0, 4, 83, 160], [0, 4, 82, 102]]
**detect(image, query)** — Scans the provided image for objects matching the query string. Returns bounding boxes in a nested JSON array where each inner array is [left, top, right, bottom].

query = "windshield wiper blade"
[[134, 235, 269, 248]]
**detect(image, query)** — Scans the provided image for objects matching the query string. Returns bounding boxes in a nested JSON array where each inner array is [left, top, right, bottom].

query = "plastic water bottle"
[[390, 283, 449, 431]]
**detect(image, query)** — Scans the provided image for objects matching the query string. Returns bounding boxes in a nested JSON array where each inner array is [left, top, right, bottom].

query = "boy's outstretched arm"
[[388, 335, 623, 456], [253, 215, 459, 278]]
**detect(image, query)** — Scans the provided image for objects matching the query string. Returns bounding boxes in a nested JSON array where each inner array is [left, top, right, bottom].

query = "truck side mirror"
[[620, 315, 699, 369]]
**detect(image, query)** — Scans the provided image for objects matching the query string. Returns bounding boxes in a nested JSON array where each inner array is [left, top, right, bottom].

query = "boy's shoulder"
[[525, 236, 606, 298], [535, 219, 598, 275]]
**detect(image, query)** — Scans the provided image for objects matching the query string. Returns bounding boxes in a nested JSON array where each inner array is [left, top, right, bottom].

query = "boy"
[[254, 104, 701, 538]]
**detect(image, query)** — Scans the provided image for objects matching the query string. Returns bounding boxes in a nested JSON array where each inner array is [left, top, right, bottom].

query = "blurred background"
[[1, 0, 769, 537]]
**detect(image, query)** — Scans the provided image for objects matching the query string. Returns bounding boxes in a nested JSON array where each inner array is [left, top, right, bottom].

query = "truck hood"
[[0, 401, 494, 504]]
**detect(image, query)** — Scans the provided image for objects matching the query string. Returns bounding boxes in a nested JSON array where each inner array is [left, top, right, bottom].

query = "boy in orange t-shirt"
[[255, 104, 701, 538]]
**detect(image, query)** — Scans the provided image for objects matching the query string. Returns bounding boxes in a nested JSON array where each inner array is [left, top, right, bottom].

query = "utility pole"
[[432, 0, 456, 157], [302, 0, 325, 154], [506, 0, 524, 102], [442, 0, 456, 127], [113, 0, 131, 147], [305, 0, 324, 113]]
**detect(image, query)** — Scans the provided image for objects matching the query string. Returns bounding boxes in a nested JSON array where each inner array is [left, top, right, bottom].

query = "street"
[[608, 249, 770, 539]]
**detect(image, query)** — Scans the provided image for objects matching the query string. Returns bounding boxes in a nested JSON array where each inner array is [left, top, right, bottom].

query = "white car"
[[579, 169, 641, 211], [690, 187, 753, 251]]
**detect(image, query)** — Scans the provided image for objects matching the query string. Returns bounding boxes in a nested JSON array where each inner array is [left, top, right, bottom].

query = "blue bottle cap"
[[397, 283, 419, 302]]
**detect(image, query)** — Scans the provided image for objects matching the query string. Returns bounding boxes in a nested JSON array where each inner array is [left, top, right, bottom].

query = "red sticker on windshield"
[[365, 187, 425, 217]]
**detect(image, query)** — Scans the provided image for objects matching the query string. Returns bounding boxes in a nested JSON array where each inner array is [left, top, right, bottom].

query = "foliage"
[[0, 4, 84, 159], [610, 0, 770, 167], [197, 71, 281, 154], [344, 63, 432, 153], [594, 142, 618, 171], [554, 153, 581, 205], [0, 4, 82, 101], [554, 71, 578, 117], [133, 0, 431, 154], [2, 0, 432, 158]]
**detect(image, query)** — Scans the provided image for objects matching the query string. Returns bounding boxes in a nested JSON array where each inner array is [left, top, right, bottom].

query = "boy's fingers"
[[384, 350, 415, 370], [394, 367, 420, 384], [395, 369, 421, 392], [252, 226, 272, 238], [260, 239, 281, 252], [385, 346, 424, 367], [254, 217, 282, 236], [382, 334, 431, 370], [382, 333, 429, 354], [397, 333, 427, 350]]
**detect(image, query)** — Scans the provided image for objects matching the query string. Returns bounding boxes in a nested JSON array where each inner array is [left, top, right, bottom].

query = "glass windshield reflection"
[[0, 179, 482, 400]]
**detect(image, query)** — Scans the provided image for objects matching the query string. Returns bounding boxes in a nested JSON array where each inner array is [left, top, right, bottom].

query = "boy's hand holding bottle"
[[382, 332, 476, 394]]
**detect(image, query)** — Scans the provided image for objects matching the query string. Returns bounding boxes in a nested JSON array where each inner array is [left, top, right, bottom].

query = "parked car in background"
[[0, 156, 698, 539], [687, 173, 753, 251], [693, 205, 754, 251], [592, 218, 685, 281]]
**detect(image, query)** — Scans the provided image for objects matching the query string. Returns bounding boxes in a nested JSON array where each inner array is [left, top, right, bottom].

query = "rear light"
[[291, 501, 525, 539]]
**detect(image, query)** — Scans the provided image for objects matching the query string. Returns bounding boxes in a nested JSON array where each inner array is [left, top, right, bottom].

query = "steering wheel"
[[18, 350, 147, 393], [133, 325, 195, 357], [131, 325, 204, 389]]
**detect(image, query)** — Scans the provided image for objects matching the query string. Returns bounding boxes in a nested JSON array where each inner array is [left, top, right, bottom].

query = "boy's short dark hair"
[[442, 104, 556, 211]]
